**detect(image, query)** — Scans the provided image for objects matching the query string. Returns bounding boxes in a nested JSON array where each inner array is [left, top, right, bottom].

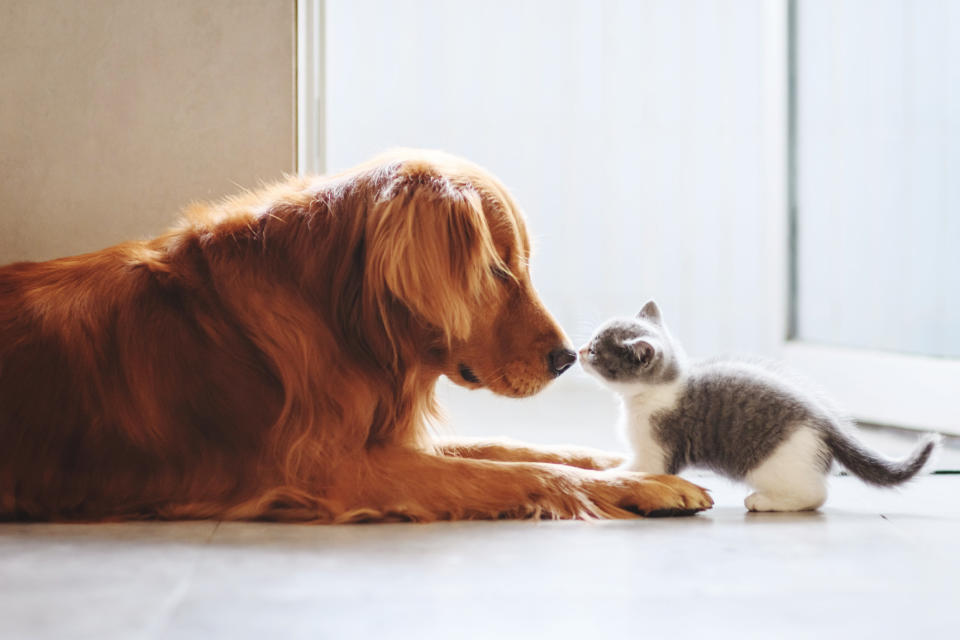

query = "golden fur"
[[0, 149, 712, 522]]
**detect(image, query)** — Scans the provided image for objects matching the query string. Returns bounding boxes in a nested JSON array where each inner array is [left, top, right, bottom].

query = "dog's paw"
[[581, 471, 713, 517], [639, 473, 714, 514]]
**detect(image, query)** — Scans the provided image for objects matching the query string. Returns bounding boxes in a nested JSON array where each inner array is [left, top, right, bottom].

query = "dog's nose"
[[548, 347, 577, 377]]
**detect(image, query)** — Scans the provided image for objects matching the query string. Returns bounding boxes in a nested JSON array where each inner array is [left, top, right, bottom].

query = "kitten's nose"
[[548, 347, 577, 377]]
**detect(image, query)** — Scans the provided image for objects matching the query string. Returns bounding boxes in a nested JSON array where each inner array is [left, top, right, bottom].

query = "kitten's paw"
[[745, 492, 779, 512], [745, 492, 822, 512]]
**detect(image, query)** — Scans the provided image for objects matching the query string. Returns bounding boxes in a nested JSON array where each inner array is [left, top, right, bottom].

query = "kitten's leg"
[[619, 421, 669, 474], [744, 426, 829, 512]]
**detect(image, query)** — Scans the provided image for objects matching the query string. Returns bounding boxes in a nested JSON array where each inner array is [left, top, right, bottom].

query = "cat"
[[579, 300, 942, 512]]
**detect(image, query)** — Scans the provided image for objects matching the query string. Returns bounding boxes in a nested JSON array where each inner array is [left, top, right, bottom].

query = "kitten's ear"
[[637, 300, 662, 324], [625, 337, 658, 367]]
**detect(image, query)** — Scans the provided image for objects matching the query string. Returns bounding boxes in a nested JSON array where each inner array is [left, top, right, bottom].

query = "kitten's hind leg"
[[744, 426, 829, 512]]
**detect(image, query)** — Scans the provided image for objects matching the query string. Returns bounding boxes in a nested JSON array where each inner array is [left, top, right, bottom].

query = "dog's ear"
[[366, 171, 501, 342]]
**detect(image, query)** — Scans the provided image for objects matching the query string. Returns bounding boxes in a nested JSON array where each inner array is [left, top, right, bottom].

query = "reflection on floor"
[[1, 377, 956, 639]]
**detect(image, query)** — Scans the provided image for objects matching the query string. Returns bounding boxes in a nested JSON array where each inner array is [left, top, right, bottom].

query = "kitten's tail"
[[823, 427, 942, 487]]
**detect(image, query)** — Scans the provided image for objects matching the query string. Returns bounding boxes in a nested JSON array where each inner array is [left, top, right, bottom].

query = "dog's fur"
[[0, 149, 712, 522]]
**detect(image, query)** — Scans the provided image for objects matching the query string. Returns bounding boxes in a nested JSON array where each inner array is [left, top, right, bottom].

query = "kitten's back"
[[655, 358, 832, 477]]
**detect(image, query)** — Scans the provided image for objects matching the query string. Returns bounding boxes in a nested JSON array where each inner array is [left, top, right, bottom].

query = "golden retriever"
[[0, 149, 712, 522]]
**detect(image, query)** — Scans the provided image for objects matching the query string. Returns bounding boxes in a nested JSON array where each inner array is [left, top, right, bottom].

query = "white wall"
[[324, 0, 786, 360], [0, 0, 296, 264]]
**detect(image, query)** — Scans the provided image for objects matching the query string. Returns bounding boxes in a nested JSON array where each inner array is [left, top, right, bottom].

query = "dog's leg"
[[335, 447, 712, 522], [435, 437, 625, 470]]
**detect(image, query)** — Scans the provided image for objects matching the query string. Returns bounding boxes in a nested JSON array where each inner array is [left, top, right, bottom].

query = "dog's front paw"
[[581, 471, 713, 517], [638, 473, 714, 515]]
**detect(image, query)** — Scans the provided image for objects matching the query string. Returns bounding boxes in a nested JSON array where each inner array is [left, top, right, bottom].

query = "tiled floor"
[[1, 378, 957, 639]]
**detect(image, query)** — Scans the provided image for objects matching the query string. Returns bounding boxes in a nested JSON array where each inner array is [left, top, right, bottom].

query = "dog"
[[0, 149, 712, 522]]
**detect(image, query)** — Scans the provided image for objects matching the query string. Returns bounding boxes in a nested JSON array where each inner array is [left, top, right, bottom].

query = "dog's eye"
[[491, 264, 511, 282]]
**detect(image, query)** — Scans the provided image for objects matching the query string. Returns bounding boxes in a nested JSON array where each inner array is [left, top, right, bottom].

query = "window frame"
[[297, 0, 326, 175]]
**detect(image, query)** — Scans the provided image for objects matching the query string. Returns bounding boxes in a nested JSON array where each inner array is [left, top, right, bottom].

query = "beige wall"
[[0, 0, 296, 263]]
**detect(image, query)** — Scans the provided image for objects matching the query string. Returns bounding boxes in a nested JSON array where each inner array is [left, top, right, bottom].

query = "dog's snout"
[[548, 347, 577, 377]]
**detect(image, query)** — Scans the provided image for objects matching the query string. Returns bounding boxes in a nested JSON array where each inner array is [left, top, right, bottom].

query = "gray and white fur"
[[579, 300, 942, 512]]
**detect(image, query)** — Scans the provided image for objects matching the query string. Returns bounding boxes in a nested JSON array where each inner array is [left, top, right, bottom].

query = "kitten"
[[579, 300, 942, 511]]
